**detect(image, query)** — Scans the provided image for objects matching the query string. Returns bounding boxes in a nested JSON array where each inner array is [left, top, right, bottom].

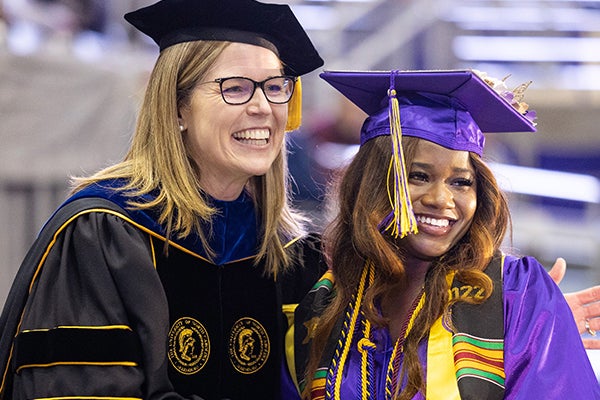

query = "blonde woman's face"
[[179, 42, 287, 200], [402, 140, 477, 260]]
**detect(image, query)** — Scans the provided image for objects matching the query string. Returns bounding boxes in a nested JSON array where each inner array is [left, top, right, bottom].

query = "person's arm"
[[5, 211, 203, 399], [548, 257, 600, 349], [503, 256, 600, 397]]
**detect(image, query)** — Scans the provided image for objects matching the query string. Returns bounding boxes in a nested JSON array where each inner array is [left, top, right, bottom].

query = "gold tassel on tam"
[[381, 72, 418, 238], [285, 77, 302, 132]]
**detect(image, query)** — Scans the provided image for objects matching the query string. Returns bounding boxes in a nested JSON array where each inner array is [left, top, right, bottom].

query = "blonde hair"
[[72, 40, 306, 275]]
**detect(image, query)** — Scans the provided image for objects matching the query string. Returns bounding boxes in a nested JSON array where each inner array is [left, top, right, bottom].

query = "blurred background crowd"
[[1, 0, 599, 357]]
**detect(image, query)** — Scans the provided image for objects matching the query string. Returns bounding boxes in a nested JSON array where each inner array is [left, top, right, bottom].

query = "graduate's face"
[[179, 42, 287, 200], [401, 140, 477, 260]]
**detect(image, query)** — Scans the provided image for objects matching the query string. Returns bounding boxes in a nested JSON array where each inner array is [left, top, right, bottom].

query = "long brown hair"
[[72, 40, 306, 275], [304, 135, 511, 399]]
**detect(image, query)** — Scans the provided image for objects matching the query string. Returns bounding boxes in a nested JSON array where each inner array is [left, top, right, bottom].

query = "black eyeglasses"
[[209, 76, 296, 105]]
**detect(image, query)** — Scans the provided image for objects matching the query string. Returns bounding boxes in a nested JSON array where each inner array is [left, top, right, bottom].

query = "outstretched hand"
[[549, 257, 600, 349]]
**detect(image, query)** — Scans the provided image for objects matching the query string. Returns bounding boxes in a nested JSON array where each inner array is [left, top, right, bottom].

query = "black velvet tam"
[[124, 0, 324, 76]]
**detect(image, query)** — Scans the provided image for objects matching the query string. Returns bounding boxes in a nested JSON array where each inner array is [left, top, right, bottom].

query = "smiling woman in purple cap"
[[284, 69, 600, 399], [0, 0, 325, 399]]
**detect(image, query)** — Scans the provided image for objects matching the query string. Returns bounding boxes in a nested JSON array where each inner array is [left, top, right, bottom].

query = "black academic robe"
[[0, 180, 326, 399]]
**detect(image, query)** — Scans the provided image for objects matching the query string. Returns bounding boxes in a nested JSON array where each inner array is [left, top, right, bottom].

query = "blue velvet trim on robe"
[[58, 179, 258, 265]]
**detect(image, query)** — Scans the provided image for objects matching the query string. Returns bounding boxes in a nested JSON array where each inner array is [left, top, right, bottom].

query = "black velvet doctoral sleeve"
[[4, 210, 206, 399]]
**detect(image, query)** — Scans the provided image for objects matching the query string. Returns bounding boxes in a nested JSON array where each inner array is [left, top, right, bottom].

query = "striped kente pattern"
[[452, 333, 505, 388]]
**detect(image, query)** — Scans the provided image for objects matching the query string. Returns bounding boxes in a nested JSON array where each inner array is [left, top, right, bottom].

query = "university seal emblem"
[[168, 317, 210, 375], [228, 317, 270, 374]]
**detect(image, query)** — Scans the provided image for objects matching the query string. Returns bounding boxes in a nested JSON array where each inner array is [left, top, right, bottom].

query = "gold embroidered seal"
[[228, 317, 270, 374], [168, 317, 210, 375]]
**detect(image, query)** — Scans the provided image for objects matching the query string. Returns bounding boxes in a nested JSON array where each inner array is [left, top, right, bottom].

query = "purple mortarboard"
[[320, 69, 537, 238]]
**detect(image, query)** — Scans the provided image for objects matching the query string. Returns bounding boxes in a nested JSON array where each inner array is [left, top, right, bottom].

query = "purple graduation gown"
[[284, 255, 600, 399]]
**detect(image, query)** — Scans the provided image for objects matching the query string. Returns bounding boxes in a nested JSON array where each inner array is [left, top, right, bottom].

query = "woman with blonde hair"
[[0, 0, 325, 398]]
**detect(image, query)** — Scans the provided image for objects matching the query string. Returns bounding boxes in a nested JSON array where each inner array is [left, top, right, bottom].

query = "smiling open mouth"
[[232, 129, 270, 145], [416, 215, 452, 228]]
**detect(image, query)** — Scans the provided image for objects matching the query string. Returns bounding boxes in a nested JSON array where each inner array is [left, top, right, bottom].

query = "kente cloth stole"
[[294, 253, 504, 400], [427, 252, 505, 400], [291, 270, 337, 399]]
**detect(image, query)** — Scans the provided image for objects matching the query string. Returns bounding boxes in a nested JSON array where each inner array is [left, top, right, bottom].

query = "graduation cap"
[[125, 0, 324, 131], [320, 69, 537, 238], [124, 0, 323, 77]]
